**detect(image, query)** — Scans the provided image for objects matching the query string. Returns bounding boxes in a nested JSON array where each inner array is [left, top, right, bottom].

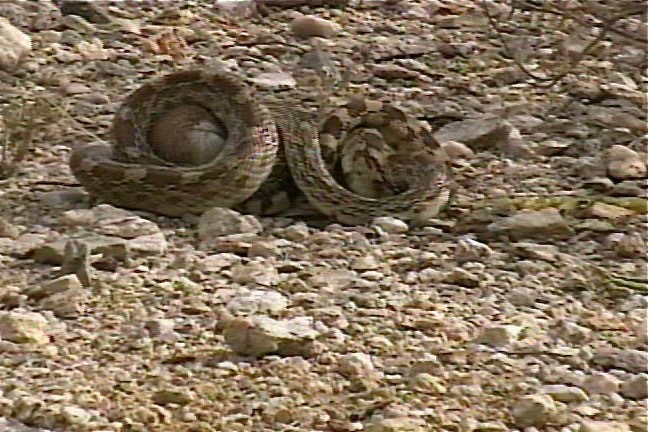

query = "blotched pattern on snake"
[[69, 67, 451, 226]]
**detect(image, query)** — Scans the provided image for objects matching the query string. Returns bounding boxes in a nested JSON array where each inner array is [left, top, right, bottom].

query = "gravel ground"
[[0, 1, 646, 431]]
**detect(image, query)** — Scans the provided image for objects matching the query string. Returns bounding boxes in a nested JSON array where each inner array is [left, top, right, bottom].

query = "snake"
[[68, 67, 451, 226]]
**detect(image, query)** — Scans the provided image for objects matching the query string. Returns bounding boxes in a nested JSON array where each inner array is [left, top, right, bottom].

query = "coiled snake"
[[69, 67, 451, 226]]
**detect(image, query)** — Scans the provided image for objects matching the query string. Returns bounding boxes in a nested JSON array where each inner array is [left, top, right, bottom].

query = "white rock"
[[250, 72, 296, 90], [0, 18, 31, 70], [371, 217, 409, 233]]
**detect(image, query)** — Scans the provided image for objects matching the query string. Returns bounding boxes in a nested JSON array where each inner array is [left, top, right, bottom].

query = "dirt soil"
[[0, 1, 646, 431]]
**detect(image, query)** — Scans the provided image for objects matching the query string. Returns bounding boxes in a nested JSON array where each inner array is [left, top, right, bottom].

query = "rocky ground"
[[0, 1, 646, 431]]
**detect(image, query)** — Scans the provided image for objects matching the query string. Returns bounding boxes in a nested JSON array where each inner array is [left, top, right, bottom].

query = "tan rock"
[[487, 208, 574, 240], [511, 394, 557, 427], [223, 316, 321, 357], [0, 311, 51, 345], [605, 145, 647, 181], [199, 207, 262, 240], [365, 417, 426, 432], [585, 202, 636, 219], [620, 374, 648, 399], [291, 15, 340, 39], [0, 18, 31, 70], [580, 421, 631, 432]]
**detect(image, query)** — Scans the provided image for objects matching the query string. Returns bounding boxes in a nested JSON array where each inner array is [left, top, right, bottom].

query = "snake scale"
[[69, 67, 451, 226]]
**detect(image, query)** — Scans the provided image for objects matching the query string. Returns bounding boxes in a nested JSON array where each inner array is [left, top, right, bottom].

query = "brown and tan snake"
[[69, 67, 451, 226]]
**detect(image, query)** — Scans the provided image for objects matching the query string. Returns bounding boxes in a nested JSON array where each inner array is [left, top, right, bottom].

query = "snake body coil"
[[69, 68, 451, 225], [70, 69, 279, 217]]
